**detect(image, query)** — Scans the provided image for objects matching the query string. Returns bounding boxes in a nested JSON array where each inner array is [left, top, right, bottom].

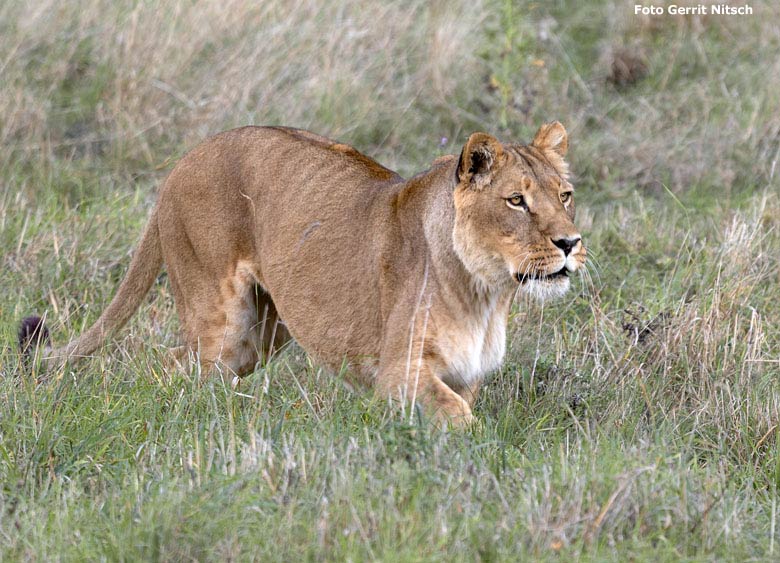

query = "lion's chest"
[[437, 298, 507, 388]]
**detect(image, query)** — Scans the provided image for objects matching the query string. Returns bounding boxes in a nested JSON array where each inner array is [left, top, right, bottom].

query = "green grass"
[[2, 0, 779, 560]]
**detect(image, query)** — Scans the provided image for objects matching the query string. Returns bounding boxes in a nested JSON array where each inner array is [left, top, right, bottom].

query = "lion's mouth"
[[516, 267, 569, 284]]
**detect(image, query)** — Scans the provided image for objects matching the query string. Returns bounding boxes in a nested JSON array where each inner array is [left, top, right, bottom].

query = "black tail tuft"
[[18, 315, 50, 357]]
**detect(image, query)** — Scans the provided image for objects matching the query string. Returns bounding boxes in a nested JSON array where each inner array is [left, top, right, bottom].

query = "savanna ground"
[[1, 0, 779, 560]]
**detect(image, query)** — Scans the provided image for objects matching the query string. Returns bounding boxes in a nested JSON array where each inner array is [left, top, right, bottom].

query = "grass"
[[2, 0, 779, 560]]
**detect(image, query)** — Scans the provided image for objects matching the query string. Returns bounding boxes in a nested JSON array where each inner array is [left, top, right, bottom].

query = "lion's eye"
[[507, 194, 526, 209], [560, 191, 572, 205]]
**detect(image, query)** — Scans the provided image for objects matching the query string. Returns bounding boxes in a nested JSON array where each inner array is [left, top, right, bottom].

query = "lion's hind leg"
[[169, 267, 292, 383], [171, 263, 262, 381]]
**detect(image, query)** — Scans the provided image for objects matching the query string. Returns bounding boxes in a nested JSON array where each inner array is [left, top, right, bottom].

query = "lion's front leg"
[[375, 335, 475, 427]]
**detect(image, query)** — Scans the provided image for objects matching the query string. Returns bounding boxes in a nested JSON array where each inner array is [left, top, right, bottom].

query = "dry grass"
[[535, 1, 780, 201], [0, 0, 493, 179]]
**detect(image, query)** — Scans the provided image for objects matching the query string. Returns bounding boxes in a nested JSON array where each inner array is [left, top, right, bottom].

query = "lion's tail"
[[19, 209, 163, 368]]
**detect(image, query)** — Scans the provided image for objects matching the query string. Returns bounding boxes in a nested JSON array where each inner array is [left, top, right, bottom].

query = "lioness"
[[20, 122, 585, 425]]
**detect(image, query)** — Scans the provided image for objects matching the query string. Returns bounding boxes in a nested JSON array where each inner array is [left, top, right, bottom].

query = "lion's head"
[[452, 122, 586, 300]]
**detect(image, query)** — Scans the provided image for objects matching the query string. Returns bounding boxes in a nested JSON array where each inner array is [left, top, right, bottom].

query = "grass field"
[[1, 0, 779, 560]]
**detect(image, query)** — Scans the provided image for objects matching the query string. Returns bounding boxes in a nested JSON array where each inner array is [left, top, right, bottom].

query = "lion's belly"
[[261, 276, 384, 372], [258, 215, 385, 374]]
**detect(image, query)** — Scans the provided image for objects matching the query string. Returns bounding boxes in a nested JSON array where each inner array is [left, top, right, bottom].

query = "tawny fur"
[[23, 122, 585, 426]]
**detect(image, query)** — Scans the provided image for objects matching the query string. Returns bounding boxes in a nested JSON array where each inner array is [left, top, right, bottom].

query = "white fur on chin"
[[520, 277, 571, 301]]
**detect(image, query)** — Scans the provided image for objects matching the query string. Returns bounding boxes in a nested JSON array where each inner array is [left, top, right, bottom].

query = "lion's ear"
[[457, 132, 504, 187], [531, 121, 568, 158]]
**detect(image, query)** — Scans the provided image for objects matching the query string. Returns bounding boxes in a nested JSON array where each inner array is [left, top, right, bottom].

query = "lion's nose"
[[552, 236, 581, 256]]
